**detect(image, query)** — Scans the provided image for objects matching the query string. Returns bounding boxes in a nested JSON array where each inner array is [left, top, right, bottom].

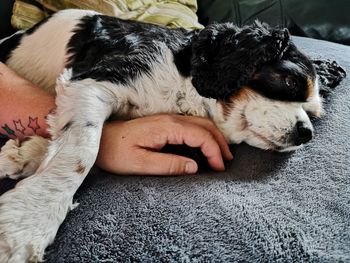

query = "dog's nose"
[[294, 121, 313, 145]]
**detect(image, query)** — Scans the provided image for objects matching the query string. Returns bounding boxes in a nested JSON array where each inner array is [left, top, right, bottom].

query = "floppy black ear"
[[191, 22, 291, 101], [190, 23, 230, 100], [312, 59, 346, 94]]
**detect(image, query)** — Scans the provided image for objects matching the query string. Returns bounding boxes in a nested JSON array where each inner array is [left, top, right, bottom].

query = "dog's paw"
[[176, 91, 208, 116], [0, 137, 48, 180], [0, 139, 24, 180], [312, 59, 347, 92], [0, 174, 73, 262]]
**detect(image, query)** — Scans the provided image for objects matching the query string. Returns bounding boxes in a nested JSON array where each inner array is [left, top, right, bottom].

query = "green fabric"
[[197, 0, 350, 45], [11, 0, 204, 30], [11, 0, 46, 30]]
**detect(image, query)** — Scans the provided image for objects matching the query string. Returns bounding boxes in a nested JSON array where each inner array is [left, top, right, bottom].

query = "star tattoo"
[[13, 119, 26, 134], [28, 116, 41, 133]]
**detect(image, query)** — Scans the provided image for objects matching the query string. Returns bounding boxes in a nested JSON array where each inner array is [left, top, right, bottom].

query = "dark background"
[[1, 0, 350, 45], [0, 0, 16, 39]]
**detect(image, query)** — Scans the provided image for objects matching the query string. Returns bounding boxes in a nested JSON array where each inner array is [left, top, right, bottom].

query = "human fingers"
[[180, 124, 226, 171], [141, 119, 226, 171], [96, 120, 198, 175], [127, 150, 198, 175], [175, 115, 233, 161]]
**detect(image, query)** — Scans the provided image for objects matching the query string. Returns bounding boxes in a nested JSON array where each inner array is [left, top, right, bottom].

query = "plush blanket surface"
[[0, 36, 349, 262]]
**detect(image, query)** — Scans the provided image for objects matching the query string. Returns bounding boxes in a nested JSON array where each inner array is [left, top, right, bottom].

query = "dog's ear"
[[312, 59, 346, 95], [191, 23, 231, 100], [191, 22, 291, 101]]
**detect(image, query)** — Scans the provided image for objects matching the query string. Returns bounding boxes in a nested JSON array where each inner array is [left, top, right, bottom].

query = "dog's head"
[[191, 22, 346, 151]]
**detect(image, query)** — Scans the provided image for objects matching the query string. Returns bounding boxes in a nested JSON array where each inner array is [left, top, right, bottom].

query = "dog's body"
[[0, 9, 346, 262]]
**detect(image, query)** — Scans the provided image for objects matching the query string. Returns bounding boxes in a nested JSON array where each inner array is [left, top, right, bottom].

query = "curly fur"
[[191, 21, 291, 100]]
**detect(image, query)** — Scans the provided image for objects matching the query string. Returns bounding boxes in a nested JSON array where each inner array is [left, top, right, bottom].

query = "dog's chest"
[[107, 57, 209, 119]]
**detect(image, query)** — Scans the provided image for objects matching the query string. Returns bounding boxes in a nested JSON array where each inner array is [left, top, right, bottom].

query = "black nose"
[[295, 121, 313, 145]]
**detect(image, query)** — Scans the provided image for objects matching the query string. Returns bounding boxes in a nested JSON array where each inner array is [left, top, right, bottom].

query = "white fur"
[[5, 9, 97, 94], [0, 9, 322, 262]]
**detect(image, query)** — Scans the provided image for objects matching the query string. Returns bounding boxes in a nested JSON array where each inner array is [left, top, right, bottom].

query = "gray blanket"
[[1, 36, 349, 262]]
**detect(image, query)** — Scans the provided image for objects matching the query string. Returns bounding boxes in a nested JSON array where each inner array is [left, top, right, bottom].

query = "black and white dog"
[[0, 9, 346, 262]]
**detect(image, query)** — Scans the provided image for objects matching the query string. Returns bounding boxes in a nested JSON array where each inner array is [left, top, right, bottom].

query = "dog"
[[0, 9, 346, 262]]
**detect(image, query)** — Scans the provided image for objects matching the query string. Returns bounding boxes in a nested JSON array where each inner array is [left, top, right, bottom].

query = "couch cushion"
[[197, 0, 350, 45]]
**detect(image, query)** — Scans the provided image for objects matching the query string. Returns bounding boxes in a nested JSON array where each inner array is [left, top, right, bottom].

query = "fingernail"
[[185, 162, 196, 174]]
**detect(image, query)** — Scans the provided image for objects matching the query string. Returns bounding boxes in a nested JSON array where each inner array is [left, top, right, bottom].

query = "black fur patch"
[[249, 43, 316, 102], [173, 43, 193, 77], [0, 31, 24, 62], [67, 15, 196, 85]]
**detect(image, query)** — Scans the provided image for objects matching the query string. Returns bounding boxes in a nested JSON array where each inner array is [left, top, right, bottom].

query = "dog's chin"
[[253, 141, 304, 152], [276, 144, 303, 152], [258, 141, 304, 152], [244, 133, 305, 152]]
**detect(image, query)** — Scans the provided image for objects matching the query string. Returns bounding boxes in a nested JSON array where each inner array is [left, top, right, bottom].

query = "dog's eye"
[[284, 76, 297, 87], [284, 76, 297, 88]]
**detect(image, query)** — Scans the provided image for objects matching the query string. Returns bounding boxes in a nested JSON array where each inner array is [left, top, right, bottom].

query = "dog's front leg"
[[0, 73, 114, 263]]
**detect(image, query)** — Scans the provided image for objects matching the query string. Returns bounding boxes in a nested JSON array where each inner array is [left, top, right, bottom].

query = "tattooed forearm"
[[0, 63, 55, 140], [0, 116, 42, 139]]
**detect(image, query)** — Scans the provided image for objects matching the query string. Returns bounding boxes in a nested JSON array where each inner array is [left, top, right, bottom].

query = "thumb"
[[135, 150, 198, 176]]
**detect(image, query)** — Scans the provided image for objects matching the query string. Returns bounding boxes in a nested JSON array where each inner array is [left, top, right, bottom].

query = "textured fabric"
[[0, 36, 349, 261], [11, 0, 46, 30], [11, 0, 203, 30]]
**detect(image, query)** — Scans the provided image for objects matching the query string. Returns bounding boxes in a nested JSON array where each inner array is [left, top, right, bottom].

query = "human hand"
[[96, 115, 233, 175]]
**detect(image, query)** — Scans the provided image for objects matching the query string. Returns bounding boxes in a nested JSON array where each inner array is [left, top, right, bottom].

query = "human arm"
[[0, 62, 54, 139], [0, 63, 233, 175]]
